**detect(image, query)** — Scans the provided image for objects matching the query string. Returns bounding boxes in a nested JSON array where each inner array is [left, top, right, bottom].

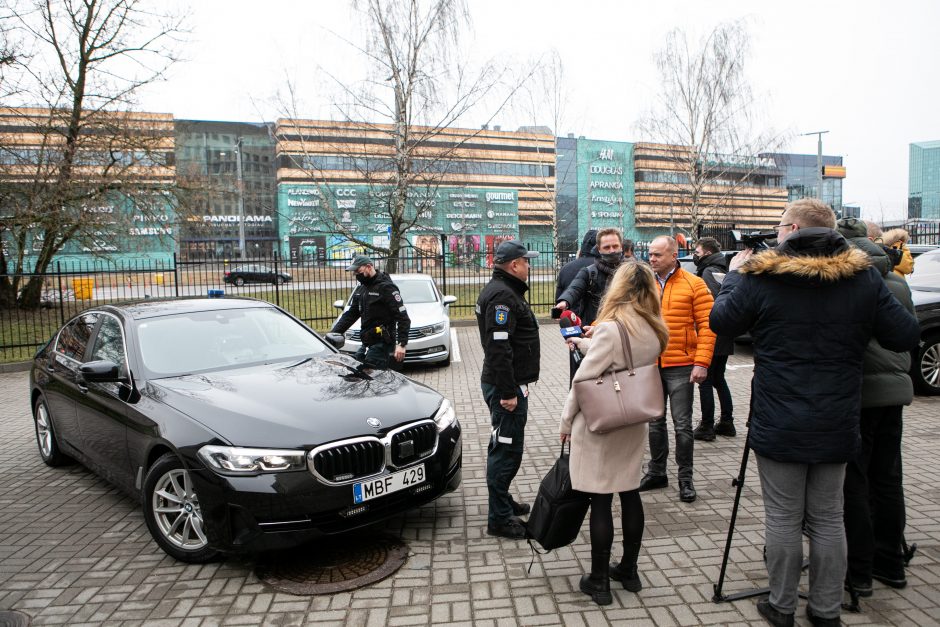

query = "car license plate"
[[353, 464, 425, 503]]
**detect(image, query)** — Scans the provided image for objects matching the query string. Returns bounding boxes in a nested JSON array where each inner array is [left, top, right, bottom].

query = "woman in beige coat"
[[560, 261, 669, 605]]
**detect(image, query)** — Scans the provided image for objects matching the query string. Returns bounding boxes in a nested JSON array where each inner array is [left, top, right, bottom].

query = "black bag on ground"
[[526, 442, 590, 552]]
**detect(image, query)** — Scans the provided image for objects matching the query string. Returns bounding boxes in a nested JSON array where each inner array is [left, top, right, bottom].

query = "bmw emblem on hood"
[[367, 417, 382, 429]]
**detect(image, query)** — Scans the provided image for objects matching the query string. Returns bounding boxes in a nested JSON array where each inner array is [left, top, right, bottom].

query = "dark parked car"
[[223, 264, 291, 286], [30, 298, 462, 562], [909, 248, 940, 395]]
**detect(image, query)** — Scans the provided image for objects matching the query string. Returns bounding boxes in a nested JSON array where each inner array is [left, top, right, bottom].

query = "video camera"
[[730, 230, 777, 252]]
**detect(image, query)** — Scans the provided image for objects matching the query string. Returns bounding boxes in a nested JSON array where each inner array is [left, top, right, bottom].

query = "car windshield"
[[909, 251, 940, 290], [395, 279, 438, 303], [136, 307, 329, 377]]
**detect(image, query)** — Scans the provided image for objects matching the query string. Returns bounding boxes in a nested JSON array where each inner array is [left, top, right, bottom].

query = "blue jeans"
[[355, 343, 392, 369], [699, 353, 733, 425], [481, 383, 528, 526], [757, 454, 846, 619], [648, 365, 694, 481]]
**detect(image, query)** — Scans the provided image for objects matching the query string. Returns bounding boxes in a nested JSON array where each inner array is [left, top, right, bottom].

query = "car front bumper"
[[189, 422, 462, 554], [341, 330, 451, 364]]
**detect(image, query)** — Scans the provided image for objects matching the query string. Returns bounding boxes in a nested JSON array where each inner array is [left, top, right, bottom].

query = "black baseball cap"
[[494, 240, 539, 264], [345, 255, 374, 271]]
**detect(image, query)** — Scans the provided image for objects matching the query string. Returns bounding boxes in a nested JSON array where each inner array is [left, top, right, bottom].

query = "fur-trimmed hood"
[[881, 228, 910, 247], [739, 227, 871, 283]]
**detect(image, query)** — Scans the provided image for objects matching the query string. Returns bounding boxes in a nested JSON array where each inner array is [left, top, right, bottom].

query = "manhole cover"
[[0, 610, 31, 627], [255, 533, 409, 595]]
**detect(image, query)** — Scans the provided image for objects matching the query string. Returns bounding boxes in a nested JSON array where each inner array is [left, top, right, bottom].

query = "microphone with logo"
[[559, 310, 584, 363]]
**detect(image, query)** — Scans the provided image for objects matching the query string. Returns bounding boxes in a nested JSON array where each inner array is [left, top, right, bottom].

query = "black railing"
[[1, 243, 579, 362]]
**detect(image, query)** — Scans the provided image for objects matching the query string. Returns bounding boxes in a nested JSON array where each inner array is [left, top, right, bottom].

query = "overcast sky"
[[136, 0, 940, 223]]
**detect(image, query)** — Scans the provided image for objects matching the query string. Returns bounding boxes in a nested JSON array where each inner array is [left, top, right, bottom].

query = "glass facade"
[[175, 121, 278, 260], [909, 141, 940, 220], [575, 139, 642, 241], [277, 183, 520, 268], [762, 153, 844, 214]]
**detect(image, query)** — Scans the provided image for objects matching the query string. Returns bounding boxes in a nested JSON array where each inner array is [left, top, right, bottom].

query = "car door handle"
[[46, 365, 55, 373], [77, 383, 88, 394]]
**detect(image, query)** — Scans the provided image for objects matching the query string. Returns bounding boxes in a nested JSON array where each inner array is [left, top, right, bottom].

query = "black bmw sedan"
[[30, 297, 462, 562]]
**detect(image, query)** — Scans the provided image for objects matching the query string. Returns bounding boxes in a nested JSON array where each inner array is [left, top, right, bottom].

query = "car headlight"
[[433, 398, 457, 432], [197, 445, 307, 475], [430, 322, 445, 334]]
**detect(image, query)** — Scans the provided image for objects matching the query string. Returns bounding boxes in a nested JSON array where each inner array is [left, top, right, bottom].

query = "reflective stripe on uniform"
[[493, 331, 509, 340]]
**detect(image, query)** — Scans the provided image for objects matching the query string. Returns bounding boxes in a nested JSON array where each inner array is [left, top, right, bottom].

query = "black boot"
[[609, 541, 642, 592], [579, 550, 612, 605]]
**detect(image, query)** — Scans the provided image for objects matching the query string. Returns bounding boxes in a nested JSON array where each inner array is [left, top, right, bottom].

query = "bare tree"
[[519, 49, 568, 253], [0, 0, 186, 308], [636, 21, 786, 236], [279, 0, 531, 271]]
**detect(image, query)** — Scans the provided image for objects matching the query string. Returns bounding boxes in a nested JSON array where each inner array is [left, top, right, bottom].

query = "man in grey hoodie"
[[836, 218, 915, 596]]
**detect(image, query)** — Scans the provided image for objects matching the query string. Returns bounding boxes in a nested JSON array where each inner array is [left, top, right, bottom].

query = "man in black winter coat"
[[710, 199, 919, 627], [555, 229, 598, 310], [836, 218, 916, 595], [691, 237, 736, 441], [331, 255, 411, 369], [476, 240, 541, 540]]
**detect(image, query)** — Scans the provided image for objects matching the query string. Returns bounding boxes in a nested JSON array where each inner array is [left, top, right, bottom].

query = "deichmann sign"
[[278, 183, 520, 259]]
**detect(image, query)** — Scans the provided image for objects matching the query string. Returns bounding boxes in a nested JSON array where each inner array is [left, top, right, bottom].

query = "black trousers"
[[843, 405, 906, 582]]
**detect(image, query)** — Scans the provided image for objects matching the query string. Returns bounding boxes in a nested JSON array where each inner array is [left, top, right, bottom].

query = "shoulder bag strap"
[[613, 319, 636, 372]]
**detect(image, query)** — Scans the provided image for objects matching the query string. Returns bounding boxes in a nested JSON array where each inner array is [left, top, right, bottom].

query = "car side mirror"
[[333, 299, 345, 310], [324, 332, 346, 349], [80, 359, 126, 383], [442, 295, 457, 305]]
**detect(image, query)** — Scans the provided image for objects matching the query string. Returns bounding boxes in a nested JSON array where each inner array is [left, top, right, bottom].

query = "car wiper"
[[324, 359, 374, 380], [281, 357, 313, 369]]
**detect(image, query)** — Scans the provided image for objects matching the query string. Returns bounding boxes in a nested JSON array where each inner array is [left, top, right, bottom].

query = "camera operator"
[[710, 200, 919, 627], [836, 218, 916, 596]]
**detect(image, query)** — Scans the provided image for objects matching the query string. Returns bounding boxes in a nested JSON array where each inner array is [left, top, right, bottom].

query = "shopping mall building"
[[1, 107, 848, 267]]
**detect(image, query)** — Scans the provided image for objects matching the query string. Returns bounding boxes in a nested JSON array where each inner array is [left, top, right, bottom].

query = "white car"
[[333, 273, 457, 366]]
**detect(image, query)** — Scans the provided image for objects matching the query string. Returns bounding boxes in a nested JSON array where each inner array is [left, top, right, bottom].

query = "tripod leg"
[[713, 432, 752, 602]]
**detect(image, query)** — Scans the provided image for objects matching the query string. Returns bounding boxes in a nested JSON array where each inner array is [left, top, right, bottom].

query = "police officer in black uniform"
[[476, 240, 541, 539], [331, 255, 411, 369]]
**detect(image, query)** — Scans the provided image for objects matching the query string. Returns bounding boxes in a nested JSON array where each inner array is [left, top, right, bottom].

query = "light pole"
[[234, 137, 246, 259], [802, 130, 829, 203]]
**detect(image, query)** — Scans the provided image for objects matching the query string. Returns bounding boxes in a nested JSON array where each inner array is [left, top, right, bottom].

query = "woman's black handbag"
[[525, 443, 590, 558]]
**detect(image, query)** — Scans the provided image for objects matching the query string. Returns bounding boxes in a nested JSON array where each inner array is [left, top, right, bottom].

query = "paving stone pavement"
[[1, 324, 939, 626]]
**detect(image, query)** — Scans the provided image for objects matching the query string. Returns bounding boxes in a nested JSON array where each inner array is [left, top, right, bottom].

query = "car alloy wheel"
[[143, 453, 219, 563], [33, 398, 70, 467], [234, 277, 245, 286], [919, 335, 940, 395]]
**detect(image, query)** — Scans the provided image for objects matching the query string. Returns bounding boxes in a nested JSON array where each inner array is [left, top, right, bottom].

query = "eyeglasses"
[[775, 223, 794, 230]]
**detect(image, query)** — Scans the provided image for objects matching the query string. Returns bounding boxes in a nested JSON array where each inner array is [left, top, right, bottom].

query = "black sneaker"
[[756, 599, 794, 627], [806, 606, 841, 626], [872, 568, 907, 589], [714, 420, 737, 437], [487, 518, 527, 540], [638, 473, 668, 492], [679, 480, 697, 503], [510, 498, 530, 517], [693, 422, 716, 441], [845, 579, 872, 597]]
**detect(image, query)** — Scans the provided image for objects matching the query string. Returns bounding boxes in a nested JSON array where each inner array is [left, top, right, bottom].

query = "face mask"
[[600, 251, 623, 265], [692, 254, 702, 266], [355, 271, 371, 284]]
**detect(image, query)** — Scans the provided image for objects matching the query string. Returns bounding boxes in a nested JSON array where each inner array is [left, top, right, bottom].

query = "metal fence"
[[1, 243, 583, 362]]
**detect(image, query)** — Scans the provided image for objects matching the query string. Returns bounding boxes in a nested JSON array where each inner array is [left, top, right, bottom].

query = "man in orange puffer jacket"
[[639, 235, 716, 503]]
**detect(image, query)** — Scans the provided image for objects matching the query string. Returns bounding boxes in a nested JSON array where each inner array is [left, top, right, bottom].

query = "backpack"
[[525, 443, 590, 571]]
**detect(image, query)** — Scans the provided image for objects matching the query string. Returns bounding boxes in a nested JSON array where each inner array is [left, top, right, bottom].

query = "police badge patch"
[[495, 304, 509, 325], [393, 292, 402, 302]]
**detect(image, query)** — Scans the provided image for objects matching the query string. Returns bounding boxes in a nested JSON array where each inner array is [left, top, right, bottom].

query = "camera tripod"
[[710, 423, 866, 613]]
